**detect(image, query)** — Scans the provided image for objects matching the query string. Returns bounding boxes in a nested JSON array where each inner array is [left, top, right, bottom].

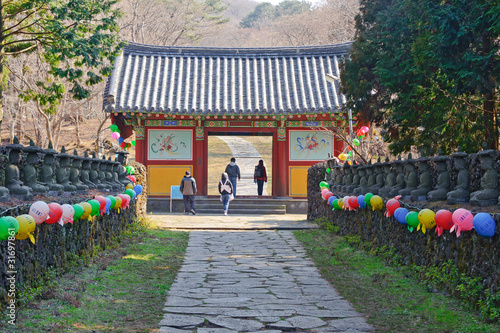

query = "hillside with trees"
[[1, 0, 359, 154]]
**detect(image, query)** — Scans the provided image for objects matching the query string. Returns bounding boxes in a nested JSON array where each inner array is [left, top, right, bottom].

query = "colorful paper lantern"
[[385, 199, 400, 217], [406, 211, 420, 232], [434, 209, 453, 236], [417, 209, 436, 233], [45, 203, 63, 225], [394, 207, 409, 224], [370, 195, 384, 211], [364, 193, 374, 208], [134, 185, 143, 196], [451, 208, 474, 237], [0, 216, 19, 241], [29, 201, 50, 224], [61, 204, 75, 224], [15, 215, 36, 242], [72, 204, 84, 222], [357, 195, 366, 208], [473, 213, 496, 238]]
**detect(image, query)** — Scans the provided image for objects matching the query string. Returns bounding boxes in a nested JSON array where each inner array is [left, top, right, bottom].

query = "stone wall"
[[308, 163, 500, 295], [0, 200, 139, 309]]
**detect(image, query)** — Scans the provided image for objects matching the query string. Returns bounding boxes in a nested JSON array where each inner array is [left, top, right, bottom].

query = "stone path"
[[158, 230, 374, 332], [216, 136, 268, 196]]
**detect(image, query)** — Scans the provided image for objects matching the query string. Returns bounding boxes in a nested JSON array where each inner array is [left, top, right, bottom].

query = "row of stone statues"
[[326, 149, 499, 207], [0, 137, 133, 202]]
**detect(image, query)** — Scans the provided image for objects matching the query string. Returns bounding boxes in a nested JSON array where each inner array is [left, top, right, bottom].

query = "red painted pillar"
[[134, 126, 146, 164], [274, 135, 288, 198], [194, 135, 206, 195]]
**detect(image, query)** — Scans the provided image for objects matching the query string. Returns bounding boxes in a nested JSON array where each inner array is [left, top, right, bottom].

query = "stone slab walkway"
[[152, 213, 316, 230], [158, 230, 374, 332]]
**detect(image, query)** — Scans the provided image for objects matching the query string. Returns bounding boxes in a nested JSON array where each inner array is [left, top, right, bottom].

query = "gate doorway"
[[207, 132, 273, 196]]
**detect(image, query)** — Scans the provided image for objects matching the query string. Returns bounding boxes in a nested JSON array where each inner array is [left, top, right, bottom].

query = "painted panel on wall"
[[289, 166, 309, 197], [148, 165, 193, 195], [148, 129, 192, 160], [289, 130, 333, 161]]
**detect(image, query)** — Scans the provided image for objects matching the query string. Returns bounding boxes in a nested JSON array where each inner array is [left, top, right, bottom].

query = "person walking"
[[253, 159, 268, 196], [218, 172, 234, 216], [180, 171, 197, 215], [225, 157, 241, 198]]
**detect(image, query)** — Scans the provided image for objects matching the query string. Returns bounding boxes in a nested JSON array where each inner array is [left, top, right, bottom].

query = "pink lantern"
[[342, 196, 350, 210], [451, 208, 474, 237], [321, 189, 329, 199], [61, 204, 75, 224], [360, 126, 369, 134], [112, 132, 120, 140], [29, 201, 50, 224]]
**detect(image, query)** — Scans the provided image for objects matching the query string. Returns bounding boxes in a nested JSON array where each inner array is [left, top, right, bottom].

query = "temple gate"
[[104, 42, 352, 198]]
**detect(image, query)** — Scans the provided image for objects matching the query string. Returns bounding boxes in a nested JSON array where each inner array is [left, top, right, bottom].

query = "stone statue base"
[[410, 195, 427, 202], [469, 198, 498, 206], [48, 190, 61, 197], [77, 189, 89, 195], [447, 198, 468, 204], [11, 193, 33, 201]]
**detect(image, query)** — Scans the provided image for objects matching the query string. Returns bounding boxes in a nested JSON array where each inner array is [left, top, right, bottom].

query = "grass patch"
[[294, 229, 498, 333], [3, 219, 188, 332]]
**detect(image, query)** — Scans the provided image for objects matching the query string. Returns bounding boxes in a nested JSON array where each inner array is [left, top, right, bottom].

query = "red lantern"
[[435, 209, 453, 236], [325, 192, 334, 201], [385, 199, 401, 217], [94, 196, 108, 216], [120, 142, 127, 148], [348, 196, 359, 210], [45, 203, 63, 224], [117, 194, 129, 209]]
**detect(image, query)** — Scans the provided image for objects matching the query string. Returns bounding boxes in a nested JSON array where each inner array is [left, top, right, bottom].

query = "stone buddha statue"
[[353, 166, 367, 195], [105, 157, 120, 192], [334, 166, 344, 191], [69, 150, 89, 193], [341, 163, 353, 193], [428, 154, 450, 202], [89, 152, 106, 191], [99, 156, 113, 191], [40, 142, 64, 196], [5, 137, 33, 200], [470, 149, 498, 206], [378, 158, 394, 198], [369, 158, 385, 195], [22, 140, 49, 196], [80, 151, 97, 189], [116, 151, 132, 189], [389, 157, 406, 197], [345, 162, 360, 193], [410, 156, 432, 201], [398, 154, 418, 198], [55, 146, 77, 194], [361, 161, 375, 194], [113, 157, 125, 193], [0, 148, 11, 202], [447, 151, 470, 204]]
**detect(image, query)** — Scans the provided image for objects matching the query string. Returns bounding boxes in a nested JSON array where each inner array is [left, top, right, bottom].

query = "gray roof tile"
[[104, 42, 352, 115]]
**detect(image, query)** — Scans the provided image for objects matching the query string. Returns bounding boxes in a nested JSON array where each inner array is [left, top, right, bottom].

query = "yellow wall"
[[289, 166, 309, 197], [148, 165, 193, 196]]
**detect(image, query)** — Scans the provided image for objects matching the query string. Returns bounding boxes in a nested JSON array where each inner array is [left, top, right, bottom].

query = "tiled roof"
[[104, 42, 352, 115]]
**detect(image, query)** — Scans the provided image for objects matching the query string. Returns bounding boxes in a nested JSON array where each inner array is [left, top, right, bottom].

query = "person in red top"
[[253, 159, 268, 196]]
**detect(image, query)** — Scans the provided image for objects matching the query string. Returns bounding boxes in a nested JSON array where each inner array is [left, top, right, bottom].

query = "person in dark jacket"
[[218, 172, 234, 216], [224, 157, 240, 198], [253, 159, 268, 196], [180, 171, 197, 215]]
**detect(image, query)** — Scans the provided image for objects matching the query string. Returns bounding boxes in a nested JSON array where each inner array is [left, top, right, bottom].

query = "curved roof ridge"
[[124, 41, 353, 57]]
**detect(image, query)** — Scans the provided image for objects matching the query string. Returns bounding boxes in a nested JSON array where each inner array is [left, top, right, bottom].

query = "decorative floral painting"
[[289, 130, 333, 161], [148, 129, 192, 160]]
